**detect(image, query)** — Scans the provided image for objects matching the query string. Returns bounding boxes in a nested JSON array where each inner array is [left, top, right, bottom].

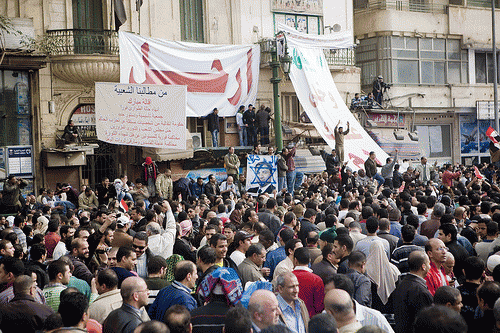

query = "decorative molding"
[[50, 54, 119, 86]]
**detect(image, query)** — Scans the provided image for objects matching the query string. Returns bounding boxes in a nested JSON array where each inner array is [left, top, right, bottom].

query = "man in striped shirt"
[[43, 259, 71, 311]]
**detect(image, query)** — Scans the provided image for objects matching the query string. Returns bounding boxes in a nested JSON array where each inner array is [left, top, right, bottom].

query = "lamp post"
[[264, 33, 292, 151]]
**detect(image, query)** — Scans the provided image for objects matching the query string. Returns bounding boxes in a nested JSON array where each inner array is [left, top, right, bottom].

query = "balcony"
[[354, 0, 448, 14], [260, 43, 356, 68], [46, 29, 120, 86]]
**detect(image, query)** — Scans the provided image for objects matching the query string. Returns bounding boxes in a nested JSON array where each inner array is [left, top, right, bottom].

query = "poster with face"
[[246, 155, 278, 196]]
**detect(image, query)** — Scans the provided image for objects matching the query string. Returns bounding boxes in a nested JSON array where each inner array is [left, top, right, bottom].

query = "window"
[[282, 94, 302, 123], [274, 13, 322, 34], [475, 51, 498, 84], [416, 125, 451, 158], [0, 70, 32, 146], [180, 0, 204, 42], [356, 36, 468, 87]]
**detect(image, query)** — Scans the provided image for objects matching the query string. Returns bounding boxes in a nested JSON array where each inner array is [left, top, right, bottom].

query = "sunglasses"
[[133, 244, 146, 250]]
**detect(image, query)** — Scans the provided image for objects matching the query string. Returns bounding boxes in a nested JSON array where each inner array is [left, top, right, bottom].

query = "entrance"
[[82, 141, 118, 189]]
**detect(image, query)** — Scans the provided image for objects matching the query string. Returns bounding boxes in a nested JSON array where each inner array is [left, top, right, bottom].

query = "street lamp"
[[263, 32, 292, 151]]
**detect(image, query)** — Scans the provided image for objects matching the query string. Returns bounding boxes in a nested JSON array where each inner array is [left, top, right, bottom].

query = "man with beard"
[[53, 225, 75, 260], [68, 238, 93, 285]]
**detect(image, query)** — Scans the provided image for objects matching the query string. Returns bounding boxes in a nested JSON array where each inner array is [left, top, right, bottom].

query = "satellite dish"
[[332, 24, 342, 32]]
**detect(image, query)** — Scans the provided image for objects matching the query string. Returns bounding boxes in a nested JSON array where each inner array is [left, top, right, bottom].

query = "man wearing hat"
[[112, 216, 133, 248], [230, 231, 254, 266], [372, 75, 386, 106]]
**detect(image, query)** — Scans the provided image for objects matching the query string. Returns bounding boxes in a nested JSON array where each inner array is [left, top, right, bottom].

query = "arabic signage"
[[272, 0, 323, 15], [95, 83, 187, 149], [119, 31, 260, 117], [71, 104, 97, 140], [367, 113, 405, 128], [285, 25, 388, 171], [7, 145, 33, 177]]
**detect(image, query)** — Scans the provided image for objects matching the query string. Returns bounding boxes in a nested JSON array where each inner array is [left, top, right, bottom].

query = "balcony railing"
[[324, 48, 356, 66], [45, 29, 119, 56], [354, 0, 448, 14], [260, 45, 356, 67]]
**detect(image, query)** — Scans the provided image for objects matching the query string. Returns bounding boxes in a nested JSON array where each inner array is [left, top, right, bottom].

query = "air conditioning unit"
[[191, 133, 203, 149], [2, 18, 35, 51]]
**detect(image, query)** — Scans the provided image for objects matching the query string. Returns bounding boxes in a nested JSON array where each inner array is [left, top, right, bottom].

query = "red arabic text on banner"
[[119, 32, 260, 118]]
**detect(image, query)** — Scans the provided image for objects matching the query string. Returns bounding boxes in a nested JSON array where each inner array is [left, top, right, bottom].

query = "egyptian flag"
[[474, 166, 483, 180], [120, 198, 129, 212], [486, 126, 500, 144], [114, 0, 127, 31], [486, 126, 500, 157]]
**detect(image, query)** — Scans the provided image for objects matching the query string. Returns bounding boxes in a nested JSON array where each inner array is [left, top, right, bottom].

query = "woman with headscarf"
[[365, 240, 400, 313], [33, 215, 49, 235]]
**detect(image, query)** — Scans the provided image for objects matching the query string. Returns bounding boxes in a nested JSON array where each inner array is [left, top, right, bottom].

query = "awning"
[[142, 128, 194, 161], [368, 128, 421, 159], [295, 149, 327, 174], [284, 122, 322, 139]]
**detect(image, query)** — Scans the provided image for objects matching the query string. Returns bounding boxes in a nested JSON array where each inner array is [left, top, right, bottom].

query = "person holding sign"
[[334, 120, 349, 164]]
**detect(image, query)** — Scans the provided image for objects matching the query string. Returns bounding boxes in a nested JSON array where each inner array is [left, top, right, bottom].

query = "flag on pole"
[[114, 0, 127, 31], [474, 165, 483, 180], [486, 126, 500, 144]]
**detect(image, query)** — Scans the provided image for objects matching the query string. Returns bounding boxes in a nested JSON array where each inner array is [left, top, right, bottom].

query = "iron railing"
[[324, 48, 356, 66], [45, 29, 119, 55], [260, 43, 356, 67], [354, 0, 448, 14]]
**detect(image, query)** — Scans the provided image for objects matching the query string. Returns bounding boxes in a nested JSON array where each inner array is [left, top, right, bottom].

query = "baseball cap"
[[116, 216, 131, 227]]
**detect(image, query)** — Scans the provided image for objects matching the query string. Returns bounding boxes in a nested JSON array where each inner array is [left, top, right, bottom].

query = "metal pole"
[[270, 43, 283, 151], [494, 0, 499, 131]]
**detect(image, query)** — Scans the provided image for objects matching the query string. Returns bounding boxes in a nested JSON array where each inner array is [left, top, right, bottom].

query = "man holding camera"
[[1, 175, 28, 213], [372, 75, 389, 107]]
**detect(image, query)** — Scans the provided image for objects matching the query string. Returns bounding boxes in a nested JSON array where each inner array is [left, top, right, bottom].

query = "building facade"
[[0, 0, 359, 192], [354, 0, 500, 165]]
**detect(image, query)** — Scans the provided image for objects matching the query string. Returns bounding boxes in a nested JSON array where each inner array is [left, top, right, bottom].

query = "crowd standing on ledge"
[[2, 148, 500, 333]]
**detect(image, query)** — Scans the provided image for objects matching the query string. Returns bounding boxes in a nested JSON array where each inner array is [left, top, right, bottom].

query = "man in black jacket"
[[103, 276, 149, 333], [243, 105, 256, 146], [205, 108, 220, 147], [392, 250, 433, 333], [0, 275, 54, 333]]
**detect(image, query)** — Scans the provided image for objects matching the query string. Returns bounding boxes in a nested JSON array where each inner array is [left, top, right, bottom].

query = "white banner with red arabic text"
[[286, 40, 388, 170], [119, 31, 260, 117]]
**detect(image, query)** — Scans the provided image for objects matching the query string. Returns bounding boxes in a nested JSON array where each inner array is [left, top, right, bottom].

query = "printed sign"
[[95, 83, 187, 149], [246, 155, 278, 196], [7, 145, 33, 177]]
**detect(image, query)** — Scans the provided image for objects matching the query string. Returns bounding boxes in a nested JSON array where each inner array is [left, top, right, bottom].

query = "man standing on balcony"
[[205, 108, 220, 148], [372, 75, 386, 107], [244, 104, 257, 146]]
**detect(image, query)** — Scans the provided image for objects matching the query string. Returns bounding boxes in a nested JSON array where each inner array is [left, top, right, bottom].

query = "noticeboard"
[[6, 145, 33, 178]]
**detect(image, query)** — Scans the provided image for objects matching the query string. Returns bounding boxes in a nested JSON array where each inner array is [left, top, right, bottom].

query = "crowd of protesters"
[[1, 145, 500, 333]]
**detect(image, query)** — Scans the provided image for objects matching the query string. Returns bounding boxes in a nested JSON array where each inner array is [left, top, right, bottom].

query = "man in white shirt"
[[146, 201, 176, 258], [53, 225, 75, 260], [230, 231, 253, 266]]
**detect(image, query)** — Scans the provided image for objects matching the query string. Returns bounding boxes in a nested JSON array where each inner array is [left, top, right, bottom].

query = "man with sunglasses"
[[133, 232, 152, 279]]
